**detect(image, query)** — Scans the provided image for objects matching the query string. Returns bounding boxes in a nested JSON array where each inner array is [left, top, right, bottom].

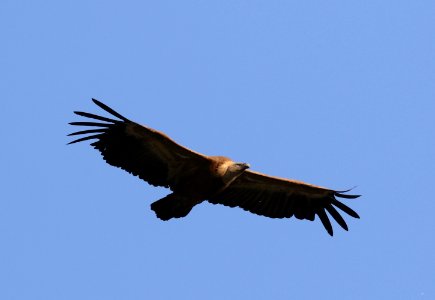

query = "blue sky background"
[[2, 1, 434, 299]]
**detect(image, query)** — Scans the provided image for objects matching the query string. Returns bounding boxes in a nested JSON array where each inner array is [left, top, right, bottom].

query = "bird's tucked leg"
[[150, 193, 196, 221]]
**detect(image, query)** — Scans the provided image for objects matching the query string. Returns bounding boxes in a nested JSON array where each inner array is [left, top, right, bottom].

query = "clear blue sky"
[[2, 1, 434, 299]]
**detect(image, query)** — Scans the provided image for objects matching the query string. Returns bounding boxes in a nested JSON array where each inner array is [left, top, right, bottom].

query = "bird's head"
[[231, 162, 250, 173], [221, 162, 250, 184]]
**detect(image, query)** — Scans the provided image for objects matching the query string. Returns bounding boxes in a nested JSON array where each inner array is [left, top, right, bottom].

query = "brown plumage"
[[68, 99, 361, 236]]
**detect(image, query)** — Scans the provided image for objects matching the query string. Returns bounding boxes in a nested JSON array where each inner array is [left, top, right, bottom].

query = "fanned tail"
[[150, 194, 194, 221]]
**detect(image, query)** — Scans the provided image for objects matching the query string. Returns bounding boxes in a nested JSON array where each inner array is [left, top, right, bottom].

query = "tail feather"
[[151, 194, 194, 221]]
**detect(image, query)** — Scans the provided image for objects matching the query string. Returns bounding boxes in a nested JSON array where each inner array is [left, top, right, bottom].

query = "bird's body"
[[69, 99, 360, 235]]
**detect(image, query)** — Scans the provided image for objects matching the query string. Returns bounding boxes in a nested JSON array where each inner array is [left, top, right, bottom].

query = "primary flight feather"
[[69, 99, 360, 235]]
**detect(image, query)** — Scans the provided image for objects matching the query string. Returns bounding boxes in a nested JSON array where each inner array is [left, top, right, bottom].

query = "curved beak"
[[238, 163, 250, 170]]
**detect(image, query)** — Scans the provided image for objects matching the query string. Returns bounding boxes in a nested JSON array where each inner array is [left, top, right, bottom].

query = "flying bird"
[[68, 99, 360, 235]]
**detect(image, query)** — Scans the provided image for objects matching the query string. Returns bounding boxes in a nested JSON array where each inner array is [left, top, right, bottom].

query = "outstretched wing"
[[68, 99, 208, 189], [208, 170, 360, 235]]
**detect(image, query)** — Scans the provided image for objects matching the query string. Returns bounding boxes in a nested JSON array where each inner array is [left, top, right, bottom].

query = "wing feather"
[[74, 111, 122, 123], [92, 98, 130, 122], [68, 99, 208, 188], [325, 204, 348, 231], [68, 134, 105, 145], [69, 121, 113, 127], [67, 129, 107, 136], [209, 170, 360, 235], [331, 198, 360, 218], [316, 208, 333, 236]]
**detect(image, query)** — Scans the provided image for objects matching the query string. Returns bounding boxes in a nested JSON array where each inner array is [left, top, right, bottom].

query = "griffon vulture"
[[68, 99, 360, 235]]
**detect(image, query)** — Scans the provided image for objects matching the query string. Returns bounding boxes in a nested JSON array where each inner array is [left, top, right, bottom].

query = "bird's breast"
[[171, 164, 226, 199]]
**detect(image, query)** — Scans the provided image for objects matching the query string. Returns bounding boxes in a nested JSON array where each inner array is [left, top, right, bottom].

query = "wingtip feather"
[[335, 193, 361, 199], [325, 204, 349, 231], [74, 111, 121, 123], [68, 134, 103, 144], [67, 129, 106, 136], [69, 121, 113, 127], [317, 209, 334, 236], [331, 199, 360, 219], [91, 98, 130, 122]]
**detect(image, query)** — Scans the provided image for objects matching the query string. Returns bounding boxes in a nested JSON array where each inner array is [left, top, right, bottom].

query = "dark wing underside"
[[208, 170, 360, 235], [68, 99, 208, 189]]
